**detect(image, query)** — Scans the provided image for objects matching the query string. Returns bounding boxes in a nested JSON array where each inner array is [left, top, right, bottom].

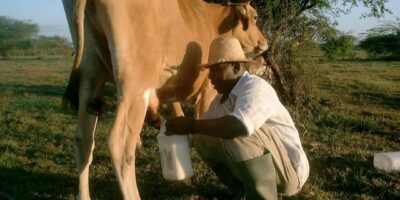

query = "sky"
[[0, 0, 399, 41], [0, 0, 70, 39]]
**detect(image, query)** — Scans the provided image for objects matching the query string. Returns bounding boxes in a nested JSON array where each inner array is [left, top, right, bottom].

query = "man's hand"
[[146, 113, 164, 129], [165, 117, 194, 135]]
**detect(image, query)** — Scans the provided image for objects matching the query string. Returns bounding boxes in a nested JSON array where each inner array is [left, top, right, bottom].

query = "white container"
[[157, 121, 194, 181], [373, 151, 400, 172]]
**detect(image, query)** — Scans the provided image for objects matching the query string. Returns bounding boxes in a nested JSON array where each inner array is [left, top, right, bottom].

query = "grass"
[[291, 59, 400, 200], [0, 56, 399, 199]]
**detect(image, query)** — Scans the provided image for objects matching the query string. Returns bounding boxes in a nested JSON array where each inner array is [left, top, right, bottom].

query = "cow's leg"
[[108, 84, 151, 200], [108, 90, 149, 199], [75, 66, 105, 200]]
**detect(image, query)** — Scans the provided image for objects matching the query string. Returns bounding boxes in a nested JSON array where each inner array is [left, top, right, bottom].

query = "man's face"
[[208, 62, 237, 94]]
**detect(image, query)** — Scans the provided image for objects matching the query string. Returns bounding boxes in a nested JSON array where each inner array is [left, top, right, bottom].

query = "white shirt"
[[200, 71, 310, 188]]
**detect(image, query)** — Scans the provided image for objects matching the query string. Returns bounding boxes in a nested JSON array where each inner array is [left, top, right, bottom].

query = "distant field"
[[0, 57, 399, 199]]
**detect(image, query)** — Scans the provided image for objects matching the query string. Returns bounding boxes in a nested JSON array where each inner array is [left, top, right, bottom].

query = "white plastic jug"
[[157, 120, 194, 181], [373, 151, 400, 172]]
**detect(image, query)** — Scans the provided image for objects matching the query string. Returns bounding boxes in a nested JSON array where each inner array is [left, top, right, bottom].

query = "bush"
[[0, 16, 72, 58], [0, 16, 38, 58], [358, 32, 400, 60], [321, 34, 357, 60], [358, 20, 400, 60]]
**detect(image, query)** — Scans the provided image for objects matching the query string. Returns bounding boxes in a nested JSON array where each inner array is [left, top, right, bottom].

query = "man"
[[166, 36, 309, 200]]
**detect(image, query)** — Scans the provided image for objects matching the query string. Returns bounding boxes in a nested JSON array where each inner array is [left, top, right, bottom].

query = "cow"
[[62, 0, 268, 199]]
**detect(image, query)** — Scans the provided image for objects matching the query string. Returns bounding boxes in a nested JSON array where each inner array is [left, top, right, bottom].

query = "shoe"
[[236, 153, 277, 200], [211, 163, 245, 198]]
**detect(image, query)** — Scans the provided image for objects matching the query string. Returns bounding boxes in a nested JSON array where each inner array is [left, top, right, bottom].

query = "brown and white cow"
[[62, 0, 267, 199]]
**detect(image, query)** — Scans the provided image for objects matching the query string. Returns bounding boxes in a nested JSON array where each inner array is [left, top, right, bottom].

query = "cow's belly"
[[156, 59, 208, 103], [153, 37, 210, 103]]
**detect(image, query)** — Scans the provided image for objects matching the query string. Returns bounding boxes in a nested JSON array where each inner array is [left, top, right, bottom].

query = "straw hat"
[[201, 36, 250, 68]]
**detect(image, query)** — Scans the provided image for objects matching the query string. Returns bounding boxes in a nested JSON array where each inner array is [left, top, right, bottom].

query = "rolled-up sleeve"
[[230, 83, 274, 136]]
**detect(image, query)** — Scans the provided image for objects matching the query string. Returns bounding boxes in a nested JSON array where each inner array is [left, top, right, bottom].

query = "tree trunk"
[[262, 49, 291, 103]]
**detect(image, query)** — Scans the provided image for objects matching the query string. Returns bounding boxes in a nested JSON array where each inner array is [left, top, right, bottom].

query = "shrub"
[[359, 20, 400, 60], [321, 34, 357, 60], [358, 32, 400, 60]]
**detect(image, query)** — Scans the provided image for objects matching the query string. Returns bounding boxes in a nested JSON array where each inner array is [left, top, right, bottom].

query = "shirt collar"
[[231, 71, 249, 96]]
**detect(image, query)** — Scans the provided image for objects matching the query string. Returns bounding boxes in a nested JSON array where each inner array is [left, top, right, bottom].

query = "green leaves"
[[322, 33, 357, 60], [0, 16, 38, 42], [0, 16, 39, 58], [0, 16, 72, 59], [359, 19, 400, 60]]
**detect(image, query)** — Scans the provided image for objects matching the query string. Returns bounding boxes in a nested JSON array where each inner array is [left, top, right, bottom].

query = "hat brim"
[[200, 59, 252, 68]]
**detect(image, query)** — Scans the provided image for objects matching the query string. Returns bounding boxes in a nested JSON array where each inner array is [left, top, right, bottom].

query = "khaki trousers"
[[193, 123, 300, 195]]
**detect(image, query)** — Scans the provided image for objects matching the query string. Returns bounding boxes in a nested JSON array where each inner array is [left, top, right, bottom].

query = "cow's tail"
[[63, 0, 86, 111]]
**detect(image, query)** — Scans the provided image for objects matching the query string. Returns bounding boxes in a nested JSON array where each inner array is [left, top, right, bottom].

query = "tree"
[[359, 33, 400, 59], [30, 36, 73, 57], [0, 16, 38, 58], [364, 18, 400, 36], [253, 0, 390, 103], [208, 0, 390, 103], [359, 19, 400, 59], [322, 32, 357, 60]]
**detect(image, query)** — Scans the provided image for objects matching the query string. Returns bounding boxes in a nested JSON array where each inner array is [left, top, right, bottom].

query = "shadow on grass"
[[1, 82, 116, 99], [136, 168, 232, 200], [0, 83, 65, 98], [0, 167, 75, 200], [312, 154, 400, 199], [0, 83, 119, 115], [332, 57, 400, 63], [0, 166, 122, 200], [351, 90, 400, 111], [0, 56, 70, 61], [316, 111, 399, 143]]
